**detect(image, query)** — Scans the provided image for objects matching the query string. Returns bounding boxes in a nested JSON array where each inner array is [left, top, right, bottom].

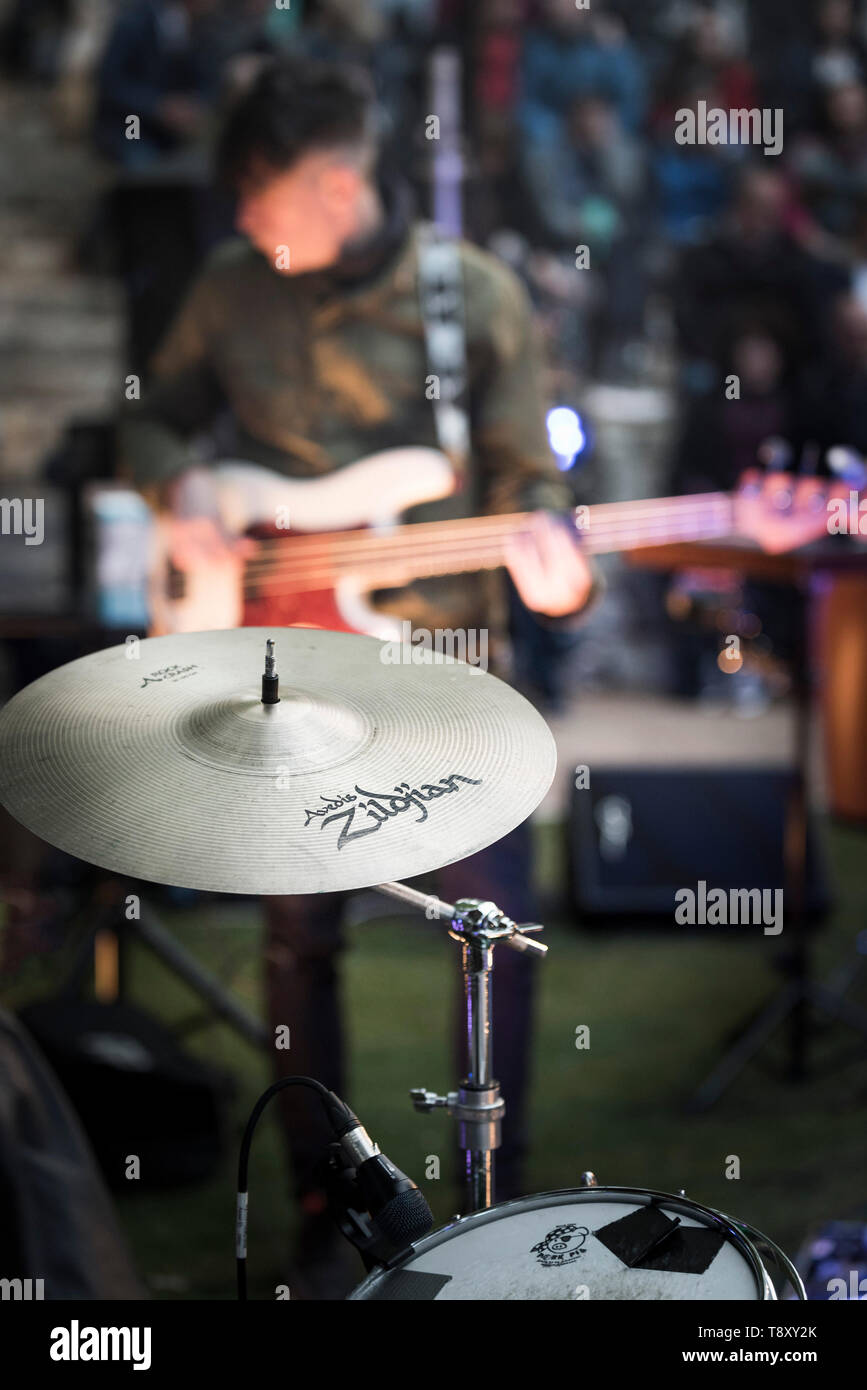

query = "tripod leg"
[[135, 905, 269, 1050], [689, 980, 801, 1113], [807, 981, 867, 1037]]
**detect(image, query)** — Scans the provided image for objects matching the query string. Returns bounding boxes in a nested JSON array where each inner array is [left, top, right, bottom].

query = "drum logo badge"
[[532, 1224, 590, 1268]]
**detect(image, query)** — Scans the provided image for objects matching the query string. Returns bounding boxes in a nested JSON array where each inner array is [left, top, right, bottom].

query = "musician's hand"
[[162, 468, 255, 572], [504, 512, 595, 619], [165, 516, 254, 572]]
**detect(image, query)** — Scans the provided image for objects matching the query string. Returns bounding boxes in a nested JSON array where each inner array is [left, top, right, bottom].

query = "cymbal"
[[0, 628, 556, 895]]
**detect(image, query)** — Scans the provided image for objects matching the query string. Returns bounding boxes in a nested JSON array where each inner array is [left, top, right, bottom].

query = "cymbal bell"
[[0, 628, 556, 895]]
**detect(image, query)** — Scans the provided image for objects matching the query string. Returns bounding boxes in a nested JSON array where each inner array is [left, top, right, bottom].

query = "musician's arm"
[[118, 273, 226, 504]]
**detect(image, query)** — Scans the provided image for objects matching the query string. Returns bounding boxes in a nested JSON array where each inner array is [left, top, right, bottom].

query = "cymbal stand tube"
[[375, 882, 546, 1215]]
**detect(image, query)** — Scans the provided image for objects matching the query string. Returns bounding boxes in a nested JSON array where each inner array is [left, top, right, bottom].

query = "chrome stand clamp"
[[376, 883, 547, 1215]]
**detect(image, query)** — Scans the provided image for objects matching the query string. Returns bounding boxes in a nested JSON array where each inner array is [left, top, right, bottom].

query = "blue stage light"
[[546, 407, 586, 469]]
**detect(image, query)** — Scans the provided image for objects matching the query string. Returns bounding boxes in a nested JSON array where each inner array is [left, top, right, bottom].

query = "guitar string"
[[237, 518, 735, 589], [236, 498, 734, 587], [240, 501, 731, 556], [243, 493, 732, 558], [237, 516, 735, 594], [236, 509, 736, 591], [239, 512, 735, 573]]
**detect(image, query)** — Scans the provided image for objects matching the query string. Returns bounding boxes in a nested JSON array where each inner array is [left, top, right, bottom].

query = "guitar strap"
[[416, 222, 471, 474]]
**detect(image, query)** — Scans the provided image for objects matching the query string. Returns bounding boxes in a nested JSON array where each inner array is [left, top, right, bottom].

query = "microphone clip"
[[313, 1144, 416, 1273]]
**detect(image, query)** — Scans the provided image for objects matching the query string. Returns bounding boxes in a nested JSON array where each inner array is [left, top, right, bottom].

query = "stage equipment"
[[0, 627, 556, 895], [348, 1185, 804, 1301], [569, 766, 829, 924], [0, 628, 805, 1299]]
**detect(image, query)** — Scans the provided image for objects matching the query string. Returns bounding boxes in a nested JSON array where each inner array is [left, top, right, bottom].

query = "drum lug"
[[580, 1171, 599, 1188]]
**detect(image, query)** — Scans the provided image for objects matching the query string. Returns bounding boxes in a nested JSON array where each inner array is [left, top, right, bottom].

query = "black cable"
[[236, 1075, 355, 1300]]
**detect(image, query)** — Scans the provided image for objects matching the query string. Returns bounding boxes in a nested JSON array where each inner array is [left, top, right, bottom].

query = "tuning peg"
[[827, 446, 867, 488], [756, 436, 793, 471]]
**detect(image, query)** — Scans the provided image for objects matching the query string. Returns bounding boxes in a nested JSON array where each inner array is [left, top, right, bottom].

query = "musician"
[[120, 58, 596, 1297]]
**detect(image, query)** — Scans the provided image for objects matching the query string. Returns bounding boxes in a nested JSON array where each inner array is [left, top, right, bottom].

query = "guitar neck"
[[248, 492, 736, 593], [578, 491, 735, 556], [367, 492, 738, 575]]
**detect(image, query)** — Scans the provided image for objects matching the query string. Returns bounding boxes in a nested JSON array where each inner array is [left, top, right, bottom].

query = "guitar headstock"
[[733, 467, 863, 554]]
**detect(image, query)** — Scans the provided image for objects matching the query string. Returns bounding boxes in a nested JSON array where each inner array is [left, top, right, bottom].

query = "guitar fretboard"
[[243, 492, 735, 596]]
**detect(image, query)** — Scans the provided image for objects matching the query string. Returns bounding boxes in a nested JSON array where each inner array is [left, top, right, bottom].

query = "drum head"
[[349, 1188, 772, 1301]]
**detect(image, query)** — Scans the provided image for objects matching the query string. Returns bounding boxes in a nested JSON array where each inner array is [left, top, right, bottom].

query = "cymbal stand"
[[375, 880, 547, 1215]]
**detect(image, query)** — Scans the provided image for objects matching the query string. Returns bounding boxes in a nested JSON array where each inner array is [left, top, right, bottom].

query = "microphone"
[[236, 1077, 433, 1299], [336, 1114, 434, 1248]]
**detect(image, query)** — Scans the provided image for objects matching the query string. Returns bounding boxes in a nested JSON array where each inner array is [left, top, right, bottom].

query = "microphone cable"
[[236, 1075, 353, 1301]]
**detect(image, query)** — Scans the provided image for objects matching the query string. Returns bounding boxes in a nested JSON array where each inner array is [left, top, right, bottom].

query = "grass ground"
[[6, 820, 867, 1300]]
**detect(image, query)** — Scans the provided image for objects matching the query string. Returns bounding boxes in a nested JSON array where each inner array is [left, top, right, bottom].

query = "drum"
[[348, 1187, 802, 1301]]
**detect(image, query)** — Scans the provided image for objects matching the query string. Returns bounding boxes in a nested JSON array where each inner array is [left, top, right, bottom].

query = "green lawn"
[[7, 821, 867, 1299]]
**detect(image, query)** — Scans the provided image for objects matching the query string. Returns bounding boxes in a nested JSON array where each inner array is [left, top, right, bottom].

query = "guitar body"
[[147, 447, 457, 637], [242, 567, 359, 634]]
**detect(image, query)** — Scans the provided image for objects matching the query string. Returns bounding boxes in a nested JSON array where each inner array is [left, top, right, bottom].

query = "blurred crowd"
[[3, 0, 867, 493]]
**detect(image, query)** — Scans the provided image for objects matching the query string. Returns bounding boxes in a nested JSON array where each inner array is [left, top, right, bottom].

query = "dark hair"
[[216, 58, 379, 189]]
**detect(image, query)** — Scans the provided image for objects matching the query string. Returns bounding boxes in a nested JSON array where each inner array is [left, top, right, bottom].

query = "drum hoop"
[[349, 1185, 779, 1300]]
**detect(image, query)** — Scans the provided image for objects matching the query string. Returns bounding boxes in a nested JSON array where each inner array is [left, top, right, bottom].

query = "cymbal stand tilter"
[[375, 880, 547, 1215]]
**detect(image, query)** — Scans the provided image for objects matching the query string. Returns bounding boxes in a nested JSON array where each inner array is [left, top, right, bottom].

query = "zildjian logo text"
[[303, 773, 483, 851]]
